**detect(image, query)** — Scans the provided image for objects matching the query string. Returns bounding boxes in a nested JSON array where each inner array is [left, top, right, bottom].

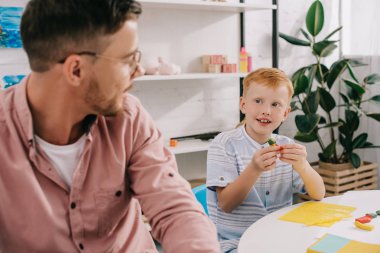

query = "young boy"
[[206, 68, 325, 253]]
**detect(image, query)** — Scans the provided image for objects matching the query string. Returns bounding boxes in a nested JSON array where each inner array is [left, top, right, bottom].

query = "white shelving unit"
[[168, 139, 211, 154], [139, 0, 276, 12], [137, 0, 276, 155], [135, 72, 246, 81]]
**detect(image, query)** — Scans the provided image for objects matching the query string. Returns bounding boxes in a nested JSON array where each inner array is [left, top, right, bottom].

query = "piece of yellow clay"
[[354, 220, 374, 231]]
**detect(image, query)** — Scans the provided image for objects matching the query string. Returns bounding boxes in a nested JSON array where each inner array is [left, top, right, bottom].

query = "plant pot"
[[297, 161, 378, 201], [318, 161, 355, 170]]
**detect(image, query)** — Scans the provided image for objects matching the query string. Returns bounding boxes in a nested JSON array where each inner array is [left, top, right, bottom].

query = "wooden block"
[[208, 64, 222, 73], [222, 63, 237, 73]]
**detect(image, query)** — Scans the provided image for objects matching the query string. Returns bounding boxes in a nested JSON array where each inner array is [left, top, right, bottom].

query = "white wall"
[[133, 0, 342, 181], [133, 6, 241, 140], [245, 0, 340, 163], [132, 4, 242, 180], [341, 0, 380, 55]]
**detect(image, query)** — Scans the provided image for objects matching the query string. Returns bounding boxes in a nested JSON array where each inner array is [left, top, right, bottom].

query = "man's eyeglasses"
[[58, 50, 142, 71]]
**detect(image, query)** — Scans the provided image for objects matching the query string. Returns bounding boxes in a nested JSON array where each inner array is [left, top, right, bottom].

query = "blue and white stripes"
[[206, 126, 306, 252]]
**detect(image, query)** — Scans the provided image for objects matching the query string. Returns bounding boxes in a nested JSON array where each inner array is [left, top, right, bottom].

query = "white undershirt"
[[35, 134, 87, 187]]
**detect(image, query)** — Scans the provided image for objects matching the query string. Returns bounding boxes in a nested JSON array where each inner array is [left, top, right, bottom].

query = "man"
[[0, 0, 220, 252]]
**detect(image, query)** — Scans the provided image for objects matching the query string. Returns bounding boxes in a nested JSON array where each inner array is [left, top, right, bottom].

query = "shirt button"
[[266, 191, 270, 195], [79, 243, 84, 250], [115, 190, 122, 197], [70, 202, 76, 209], [219, 176, 225, 181]]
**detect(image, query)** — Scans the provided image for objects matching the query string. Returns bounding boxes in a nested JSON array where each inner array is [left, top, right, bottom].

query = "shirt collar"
[[13, 76, 35, 145], [12, 76, 97, 146], [240, 124, 276, 149]]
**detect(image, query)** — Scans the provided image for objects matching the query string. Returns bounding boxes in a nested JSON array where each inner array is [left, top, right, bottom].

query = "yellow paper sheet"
[[279, 202, 356, 227]]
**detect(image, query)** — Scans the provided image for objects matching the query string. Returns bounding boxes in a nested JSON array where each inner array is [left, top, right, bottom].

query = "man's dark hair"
[[20, 0, 142, 72]]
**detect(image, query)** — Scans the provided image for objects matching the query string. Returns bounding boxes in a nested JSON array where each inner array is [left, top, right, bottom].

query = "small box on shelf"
[[202, 54, 236, 73]]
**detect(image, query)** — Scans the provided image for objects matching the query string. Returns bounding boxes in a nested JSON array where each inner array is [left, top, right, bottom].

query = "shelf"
[[139, 0, 276, 12], [168, 139, 211, 154], [135, 72, 247, 81]]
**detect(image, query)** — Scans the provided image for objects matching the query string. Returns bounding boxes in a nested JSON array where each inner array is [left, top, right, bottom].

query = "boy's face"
[[240, 82, 291, 144]]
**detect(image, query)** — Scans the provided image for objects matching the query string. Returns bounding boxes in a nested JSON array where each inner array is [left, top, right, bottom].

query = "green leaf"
[[338, 120, 353, 140], [323, 26, 342, 40], [326, 59, 349, 89], [295, 114, 320, 133], [294, 75, 309, 96], [343, 79, 365, 94], [319, 116, 327, 124], [364, 73, 380, 84], [339, 133, 348, 150], [318, 152, 328, 162], [300, 28, 311, 41], [291, 67, 309, 83], [366, 113, 380, 122], [294, 131, 318, 142], [302, 91, 319, 114], [313, 41, 338, 57], [307, 64, 318, 93], [279, 33, 310, 46], [306, 0, 324, 36], [318, 87, 336, 112], [339, 92, 350, 104], [290, 101, 299, 111], [350, 153, 361, 168], [315, 64, 329, 84], [347, 64, 359, 83], [345, 110, 359, 131], [323, 140, 337, 159], [349, 59, 367, 67], [357, 143, 380, 149], [369, 95, 380, 104], [352, 133, 368, 149]]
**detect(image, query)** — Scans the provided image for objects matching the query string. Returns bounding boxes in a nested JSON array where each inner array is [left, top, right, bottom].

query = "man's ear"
[[62, 55, 85, 87], [240, 96, 246, 114]]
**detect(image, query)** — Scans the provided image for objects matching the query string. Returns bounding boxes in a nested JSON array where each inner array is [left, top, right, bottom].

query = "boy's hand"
[[250, 145, 282, 172], [279, 143, 307, 173]]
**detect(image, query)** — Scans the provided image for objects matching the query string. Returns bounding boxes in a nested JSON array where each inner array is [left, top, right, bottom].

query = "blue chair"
[[192, 184, 208, 215]]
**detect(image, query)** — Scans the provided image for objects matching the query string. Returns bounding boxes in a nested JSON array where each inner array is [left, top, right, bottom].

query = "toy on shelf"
[[143, 57, 181, 75], [239, 47, 248, 73], [169, 139, 178, 147], [201, 54, 237, 73]]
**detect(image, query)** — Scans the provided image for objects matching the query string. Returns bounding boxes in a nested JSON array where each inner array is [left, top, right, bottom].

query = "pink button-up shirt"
[[0, 79, 219, 253]]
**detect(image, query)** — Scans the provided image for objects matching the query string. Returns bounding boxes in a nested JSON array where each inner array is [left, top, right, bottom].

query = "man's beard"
[[84, 79, 122, 117]]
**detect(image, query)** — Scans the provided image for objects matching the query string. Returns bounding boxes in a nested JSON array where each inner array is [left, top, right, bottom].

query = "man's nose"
[[131, 63, 145, 80]]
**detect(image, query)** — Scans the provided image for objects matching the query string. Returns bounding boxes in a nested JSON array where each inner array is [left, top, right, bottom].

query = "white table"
[[238, 190, 380, 253]]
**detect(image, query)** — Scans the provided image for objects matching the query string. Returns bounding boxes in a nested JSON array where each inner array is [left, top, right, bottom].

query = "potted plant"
[[279, 0, 380, 195]]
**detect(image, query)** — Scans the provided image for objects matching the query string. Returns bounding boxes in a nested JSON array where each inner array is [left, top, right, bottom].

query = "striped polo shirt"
[[206, 126, 306, 253]]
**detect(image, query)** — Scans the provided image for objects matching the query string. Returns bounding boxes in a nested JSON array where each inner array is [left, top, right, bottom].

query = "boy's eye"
[[272, 102, 281, 107], [254, 99, 262, 104]]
